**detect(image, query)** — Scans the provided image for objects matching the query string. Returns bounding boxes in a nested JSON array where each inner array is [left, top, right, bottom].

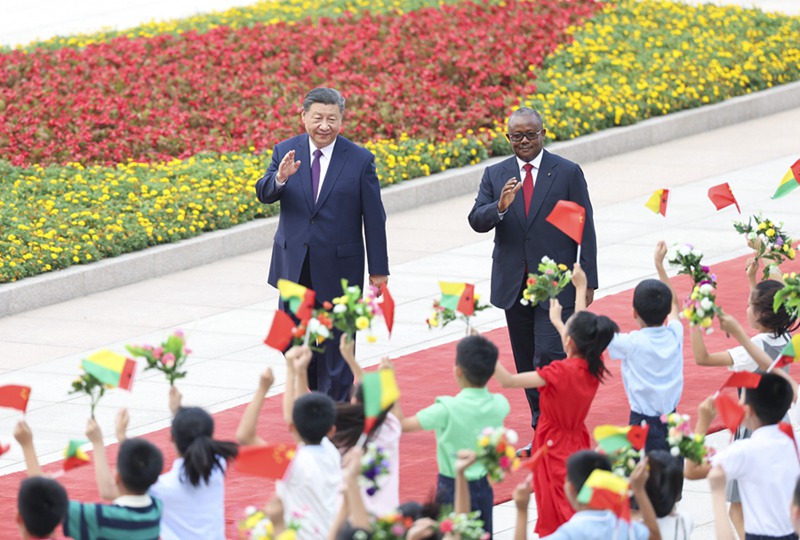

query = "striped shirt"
[[63, 495, 162, 540]]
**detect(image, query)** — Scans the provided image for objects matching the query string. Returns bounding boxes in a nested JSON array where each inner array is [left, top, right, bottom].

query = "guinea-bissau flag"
[[82, 350, 136, 390], [277, 279, 316, 321], [644, 189, 669, 217], [593, 424, 649, 453], [63, 439, 91, 471], [774, 334, 800, 368], [772, 159, 800, 199], [439, 282, 476, 316], [361, 368, 400, 434], [0, 384, 32, 412], [577, 469, 631, 521]]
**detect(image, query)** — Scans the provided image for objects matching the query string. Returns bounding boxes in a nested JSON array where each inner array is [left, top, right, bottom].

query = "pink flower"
[[439, 519, 454, 533], [391, 524, 405, 536], [174, 330, 184, 338], [153, 347, 163, 360], [161, 353, 176, 368], [183, 348, 192, 355], [499, 455, 510, 469]]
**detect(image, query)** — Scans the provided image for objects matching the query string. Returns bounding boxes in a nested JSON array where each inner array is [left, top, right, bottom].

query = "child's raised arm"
[[549, 298, 567, 339], [654, 240, 680, 321], [454, 449, 477, 515], [708, 466, 736, 540], [236, 367, 274, 446], [86, 418, 120, 500], [690, 325, 734, 367], [339, 334, 364, 383], [281, 346, 312, 427], [13, 420, 43, 477], [684, 396, 715, 480], [512, 475, 532, 540], [494, 361, 546, 389], [572, 262, 588, 313], [630, 458, 662, 540], [745, 257, 759, 290]]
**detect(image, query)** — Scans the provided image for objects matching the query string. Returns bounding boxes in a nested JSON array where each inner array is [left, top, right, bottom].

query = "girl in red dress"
[[494, 267, 618, 536]]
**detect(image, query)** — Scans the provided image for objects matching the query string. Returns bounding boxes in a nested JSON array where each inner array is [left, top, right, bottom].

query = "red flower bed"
[[0, 0, 600, 167]]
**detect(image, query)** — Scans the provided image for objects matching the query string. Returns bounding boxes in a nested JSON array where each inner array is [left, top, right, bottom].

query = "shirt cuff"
[[498, 208, 508, 220]]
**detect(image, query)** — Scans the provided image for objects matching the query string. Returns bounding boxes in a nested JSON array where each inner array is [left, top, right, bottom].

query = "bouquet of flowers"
[[238, 506, 301, 540], [667, 243, 715, 285], [475, 427, 520, 484], [774, 272, 800, 320], [371, 511, 487, 540], [329, 280, 381, 343], [733, 214, 796, 279], [69, 372, 109, 418], [662, 413, 713, 464], [426, 292, 489, 330], [371, 512, 415, 540], [608, 446, 640, 479], [293, 311, 335, 352], [126, 330, 190, 386], [360, 442, 391, 496], [520, 257, 572, 306], [681, 281, 721, 334]]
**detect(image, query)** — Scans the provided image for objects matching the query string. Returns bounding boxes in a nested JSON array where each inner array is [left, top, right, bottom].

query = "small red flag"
[[235, 444, 297, 479], [522, 439, 553, 476], [457, 283, 476, 317], [719, 371, 761, 391], [380, 283, 395, 336], [0, 442, 9, 457], [0, 385, 31, 412], [707, 183, 740, 213], [264, 311, 296, 352], [546, 201, 586, 244], [297, 289, 316, 322], [714, 393, 745, 433], [627, 424, 649, 451]]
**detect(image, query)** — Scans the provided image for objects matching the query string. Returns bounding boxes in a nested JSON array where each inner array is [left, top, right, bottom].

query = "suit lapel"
[[527, 150, 557, 227], [296, 135, 314, 213], [313, 137, 347, 214]]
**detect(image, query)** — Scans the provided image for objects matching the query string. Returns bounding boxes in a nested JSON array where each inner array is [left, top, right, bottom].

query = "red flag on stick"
[[380, 283, 395, 336], [264, 311, 296, 352], [708, 183, 740, 213], [0, 385, 31, 412], [522, 439, 553, 475], [546, 201, 586, 244], [714, 393, 745, 433], [457, 283, 476, 317], [719, 371, 761, 391], [235, 444, 297, 479]]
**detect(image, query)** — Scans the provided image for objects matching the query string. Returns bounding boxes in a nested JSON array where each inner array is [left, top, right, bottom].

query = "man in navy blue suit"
[[255, 88, 389, 402], [468, 107, 598, 455]]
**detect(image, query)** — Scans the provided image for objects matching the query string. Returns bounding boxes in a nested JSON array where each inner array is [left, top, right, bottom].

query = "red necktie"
[[522, 163, 534, 217]]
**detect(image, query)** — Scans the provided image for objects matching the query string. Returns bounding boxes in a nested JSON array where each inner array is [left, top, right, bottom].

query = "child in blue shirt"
[[606, 241, 683, 451]]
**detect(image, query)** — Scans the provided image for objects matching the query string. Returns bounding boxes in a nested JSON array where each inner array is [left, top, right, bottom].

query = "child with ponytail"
[[494, 263, 619, 536], [117, 387, 238, 540]]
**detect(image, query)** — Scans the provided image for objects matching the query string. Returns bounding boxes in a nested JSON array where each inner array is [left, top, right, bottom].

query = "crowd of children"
[[11, 239, 800, 539]]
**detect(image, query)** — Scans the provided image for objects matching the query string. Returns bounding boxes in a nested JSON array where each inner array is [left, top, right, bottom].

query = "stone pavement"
[[1, 1, 800, 538]]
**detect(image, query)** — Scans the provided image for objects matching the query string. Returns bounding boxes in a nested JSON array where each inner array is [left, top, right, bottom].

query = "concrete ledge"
[[3, 80, 800, 317]]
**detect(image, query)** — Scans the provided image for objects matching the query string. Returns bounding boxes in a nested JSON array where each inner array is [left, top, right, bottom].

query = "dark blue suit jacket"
[[255, 134, 389, 302], [468, 150, 598, 310]]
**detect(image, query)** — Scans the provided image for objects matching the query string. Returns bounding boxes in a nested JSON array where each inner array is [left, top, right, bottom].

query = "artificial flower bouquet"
[[238, 506, 300, 540], [662, 412, 714, 464], [774, 272, 800, 319], [733, 214, 796, 280], [475, 427, 520, 484], [520, 256, 572, 306], [371, 511, 487, 540], [126, 330, 190, 385], [329, 280, 381, 343], [360, 442, 391, 497], [667, 243, 715, 285], [426, 292, 489, 330], [681, 281, 721, 334], [608, 446, 640, 479], [293, 311, 335, 352]]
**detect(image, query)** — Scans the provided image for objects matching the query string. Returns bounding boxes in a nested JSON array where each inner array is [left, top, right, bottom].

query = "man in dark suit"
[[255, 87, 389, 401], [468, 107, 598, 454]]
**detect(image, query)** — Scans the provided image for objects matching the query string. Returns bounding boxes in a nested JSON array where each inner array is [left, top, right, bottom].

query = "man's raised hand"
[[497, 178, 522, 213], [276, 150, 301, 183]]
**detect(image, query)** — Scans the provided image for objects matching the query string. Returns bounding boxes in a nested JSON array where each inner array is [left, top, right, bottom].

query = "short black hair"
[[566, 450, 612, 493], [293, 392, 336, 445], [303, 87, 345, 113], [633, 279, 672, 326], [455, 335, 498, 387], [645, 450, 684, 518], [17, 477, 68, 538], [116, 438, 164, 494], [752, 280, 800, 337], [744, 372, 793, 425]]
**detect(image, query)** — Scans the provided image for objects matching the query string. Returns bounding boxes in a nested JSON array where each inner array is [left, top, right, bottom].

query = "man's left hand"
[[585, 288, 595, 307], [369, 275, 389, 294]]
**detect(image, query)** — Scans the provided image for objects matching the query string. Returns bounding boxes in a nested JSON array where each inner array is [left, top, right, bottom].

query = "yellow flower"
[[694, 433, 704, 442], [682, 308, 694, 319], [428, 314, 440, 328], [479, 436, 490, 447], [505, 446, 515, 458], [474, 293, 481, 302], [557, 264, 568, 271], [355, 316, 370, 330], [758, 222, 767, 230], [701, 317, 713, 328], [366, 334, 377, 343], [790, 249, 796, 259], [766, 228, 776, 237]]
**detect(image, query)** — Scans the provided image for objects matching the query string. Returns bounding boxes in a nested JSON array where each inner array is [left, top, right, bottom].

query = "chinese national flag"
[[235, 444, 297, 479], [457, 283, 476, 317], [627, 424, 649, 451], [707, 183, 740, 213], [380, 283, 395, 336], [714, 393, 745, 433], [719, 371, 761, 391], [546, 201, 586, 244], [0, 385, 31, 412], [264, 310, 296, 352]]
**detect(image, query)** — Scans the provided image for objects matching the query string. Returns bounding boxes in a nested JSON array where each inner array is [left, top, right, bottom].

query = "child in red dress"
[[494, 265, 618, 536]]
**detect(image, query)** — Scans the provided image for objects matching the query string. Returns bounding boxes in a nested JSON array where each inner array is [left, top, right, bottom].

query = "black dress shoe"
[[516, 441, 533, 458]]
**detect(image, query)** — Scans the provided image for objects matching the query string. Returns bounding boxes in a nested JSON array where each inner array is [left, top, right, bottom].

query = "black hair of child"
[[335, 524, 373, 540], [644, 450, 684, 518], [455, 335, 498, 387], [567, 311, 618, 381], [566, 450, 612, 493], [752, 280, 800, 337], [632, 279, 673, 327], [745, 372, 793, 425], [293, 391, 336, 445], [17, 476, 68, 538], [117, 438, 164, 494], [332, 401, 390, 451], [172, 406, 238, 487]]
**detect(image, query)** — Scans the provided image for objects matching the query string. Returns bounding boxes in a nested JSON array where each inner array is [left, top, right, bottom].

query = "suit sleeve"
[[360, 155, 390, 276], [255, 145, 286, 204], [468, 168, 502, 233], [570, 165, 599, 289]]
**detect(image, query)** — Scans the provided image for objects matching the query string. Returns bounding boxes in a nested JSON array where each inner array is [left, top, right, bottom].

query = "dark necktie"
[[522, 163, 534, 217], [311, 149, 323, 203]]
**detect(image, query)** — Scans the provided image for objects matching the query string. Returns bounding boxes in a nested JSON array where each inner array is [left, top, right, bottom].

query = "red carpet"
[[1, 251, 797, 537]]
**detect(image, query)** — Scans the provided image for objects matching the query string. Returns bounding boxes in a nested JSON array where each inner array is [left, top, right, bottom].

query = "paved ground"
[[1, 1, 800, 538]]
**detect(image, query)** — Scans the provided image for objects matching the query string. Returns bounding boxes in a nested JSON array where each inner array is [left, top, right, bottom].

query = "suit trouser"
[[504, 277, 571, 429]]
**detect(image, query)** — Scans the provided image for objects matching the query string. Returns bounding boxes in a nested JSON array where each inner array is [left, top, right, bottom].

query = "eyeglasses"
[[507, 130, 542, 142]]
